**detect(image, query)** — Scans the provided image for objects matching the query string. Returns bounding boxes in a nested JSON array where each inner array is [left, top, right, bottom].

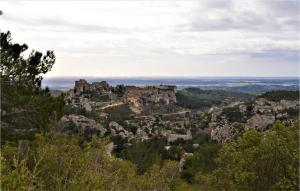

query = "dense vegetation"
[[118, 138, 167, 174], [259, 90, 299, 102], [176, 88, 252, 109], [1, 134, 188, 191], [219, 105, 253, 123], [205, 123, 298, 190], [103, 104, 133, 125], [1, 32, 299, 191]]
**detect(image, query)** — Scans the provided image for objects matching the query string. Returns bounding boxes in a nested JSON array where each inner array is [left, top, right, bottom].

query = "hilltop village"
[[60, 79, 299, 160]]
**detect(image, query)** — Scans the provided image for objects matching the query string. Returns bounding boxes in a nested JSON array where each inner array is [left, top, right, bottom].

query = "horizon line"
[[43, 75, 300, 79]]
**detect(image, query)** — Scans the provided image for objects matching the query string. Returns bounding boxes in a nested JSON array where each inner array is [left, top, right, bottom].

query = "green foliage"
[[103, 104, 133, 125], [220, 106, 248, 123], [176, 88, 252, 109], [64, 105, 100, 120], [1, 132, 186, 191], [163, 146, 184, 161], [195, 122, 299, 191], [181, 143, 221, 183], [283, 108, 300, 119], [1, 31, 65, 143], [1, 31, 55, 88], [259, 90, 299, 102], [119, 137, 167, 174]]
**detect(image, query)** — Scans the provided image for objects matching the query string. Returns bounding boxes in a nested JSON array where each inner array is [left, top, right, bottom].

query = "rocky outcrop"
[[210, 119, 244, 143], [245, 114, 275, 130], [209, 97, 299, 143], [66, 79, 177, 114], [253, 98, 299, 114], [59, 115, 107, 135], [74, 79, 110, 95], [124, 85, 177, 114], [108, 121, 134, 140], [136, 128, 149, 141]]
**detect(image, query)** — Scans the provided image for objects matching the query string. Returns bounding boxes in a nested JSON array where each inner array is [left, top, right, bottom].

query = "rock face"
[[65, 79, 117, 113], [210, 119, 244, 143], [124, 85, 177, 113], [209, 97, 299, 143], [108, 121, 134, 140], [74, 79, 109, 95], [66, 79, 177, 114], [59, 115, 107, 136], [245, 114, 275, 130], [253, 98, 299, 113]]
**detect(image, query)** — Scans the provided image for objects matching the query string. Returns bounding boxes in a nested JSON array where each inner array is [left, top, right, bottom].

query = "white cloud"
[[0, 0, 299, 77]]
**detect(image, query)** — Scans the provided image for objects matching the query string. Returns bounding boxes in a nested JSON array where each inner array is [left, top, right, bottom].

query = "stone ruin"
[[74, 79, 110, 95], [124, 85, 177, 113], [68, 79, 177, 114]]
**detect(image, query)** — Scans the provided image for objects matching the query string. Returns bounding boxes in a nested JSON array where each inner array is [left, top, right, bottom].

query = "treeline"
[[258, 90, 299, 102], [176, 88, 252, 109]]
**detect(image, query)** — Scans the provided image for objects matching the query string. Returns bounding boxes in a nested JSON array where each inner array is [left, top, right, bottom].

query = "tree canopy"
[[1, 31, 64, 143]]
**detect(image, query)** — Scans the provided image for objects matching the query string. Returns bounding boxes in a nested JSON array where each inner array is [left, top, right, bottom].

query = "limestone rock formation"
[[124, 85, 177, 114], [108, 121, 134, 140], [245, 114, 275, 130], [208, 97, 299, 143], [59, 114, 107, 135]]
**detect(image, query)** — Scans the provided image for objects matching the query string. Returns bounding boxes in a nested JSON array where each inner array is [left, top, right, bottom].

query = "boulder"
[[59, 115, 107, 135], [245, 114, 275, 131]]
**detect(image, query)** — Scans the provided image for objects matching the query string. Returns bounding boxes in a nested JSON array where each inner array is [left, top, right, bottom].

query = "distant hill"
[[176, 87, 253, 109], [258, 90, 299, 102], [201, 84, 299, 94]]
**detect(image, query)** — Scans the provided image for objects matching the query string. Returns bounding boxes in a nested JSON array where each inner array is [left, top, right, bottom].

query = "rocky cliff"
[[209, 94, 299, 143], [124, 85, 177, 113]]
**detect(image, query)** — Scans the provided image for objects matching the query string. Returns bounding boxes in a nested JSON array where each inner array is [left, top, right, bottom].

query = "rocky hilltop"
[[60, 80, 299, 164], [124, 85, 176, 113], [66, 79, 177, 114], [209, 91, 299, 143]]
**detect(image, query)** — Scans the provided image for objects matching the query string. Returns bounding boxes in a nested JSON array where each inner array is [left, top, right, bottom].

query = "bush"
[[196, 122, 299, 191], [1, 133, 186, 191]]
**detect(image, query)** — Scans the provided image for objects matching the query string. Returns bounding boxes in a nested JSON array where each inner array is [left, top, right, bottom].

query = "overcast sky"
[[1, 1, 299, 77]]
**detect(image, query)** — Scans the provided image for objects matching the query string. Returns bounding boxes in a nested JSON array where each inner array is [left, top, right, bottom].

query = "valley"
[[60, 79, 299, 174]]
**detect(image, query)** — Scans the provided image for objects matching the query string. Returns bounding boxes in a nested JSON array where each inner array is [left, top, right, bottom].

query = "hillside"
[[176, 87, 253, 109]]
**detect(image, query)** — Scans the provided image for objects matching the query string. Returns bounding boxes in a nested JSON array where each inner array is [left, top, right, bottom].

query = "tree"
[[1, 31, 55, 88], [1, 31, 64, 143], [181, 143, 221, 183], [120, 138, 166, 174]]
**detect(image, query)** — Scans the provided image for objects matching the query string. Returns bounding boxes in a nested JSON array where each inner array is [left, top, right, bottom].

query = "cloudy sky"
[[1, 1, 299, 77]]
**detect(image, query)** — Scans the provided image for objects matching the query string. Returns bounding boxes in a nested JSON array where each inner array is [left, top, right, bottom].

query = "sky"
[[1, 0, 299, 77]]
